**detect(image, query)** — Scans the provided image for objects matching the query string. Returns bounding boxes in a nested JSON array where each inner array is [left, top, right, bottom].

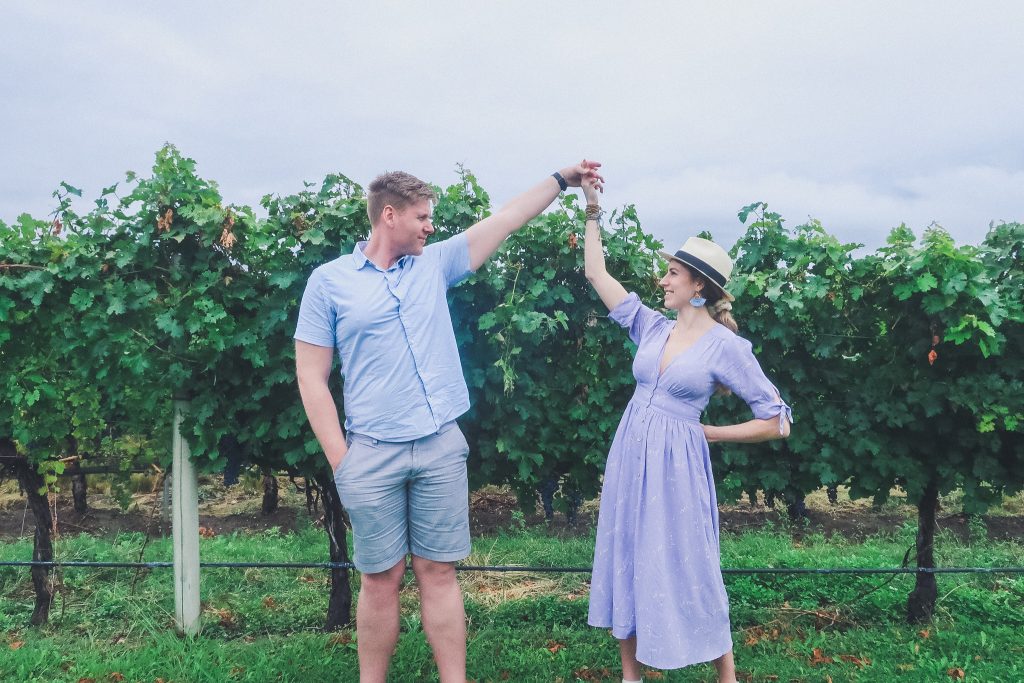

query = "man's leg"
[[334, 434, 414, 683], [412, 555, 466, 683], [408, 423, 472, 682], [355, 559, 407, 683]]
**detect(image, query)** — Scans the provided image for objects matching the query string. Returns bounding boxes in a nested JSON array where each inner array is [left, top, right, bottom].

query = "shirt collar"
[[351, 241, 370, 269], [351, 241, 409, 272]]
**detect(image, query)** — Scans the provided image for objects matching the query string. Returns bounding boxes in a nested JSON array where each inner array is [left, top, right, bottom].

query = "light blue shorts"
[[334, 421, 471, 574]]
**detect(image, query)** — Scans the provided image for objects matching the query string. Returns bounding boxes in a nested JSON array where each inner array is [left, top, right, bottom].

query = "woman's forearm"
[[703, 416, 790, 444], [584, 217, 629, 310], [583, 215, 607, 279]]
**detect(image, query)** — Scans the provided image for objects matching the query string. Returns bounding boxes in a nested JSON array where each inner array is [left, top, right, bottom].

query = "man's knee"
[[411, 556, 457, 589], [360, 559, 407, 596]]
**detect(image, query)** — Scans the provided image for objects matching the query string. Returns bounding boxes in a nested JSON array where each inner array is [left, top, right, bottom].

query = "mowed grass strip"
[[2, 613, 1022, 681], [1, 523, 1022, 681]]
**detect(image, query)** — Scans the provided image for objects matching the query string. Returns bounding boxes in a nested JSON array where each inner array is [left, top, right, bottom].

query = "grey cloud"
[[2, 1, 1021, 248]]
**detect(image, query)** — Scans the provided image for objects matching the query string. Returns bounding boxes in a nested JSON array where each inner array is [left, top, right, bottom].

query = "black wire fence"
[[2, 560, 1024, 575]]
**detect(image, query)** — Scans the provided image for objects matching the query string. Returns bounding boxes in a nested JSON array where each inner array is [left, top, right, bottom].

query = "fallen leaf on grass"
[[572, 666, 612, 681], [644, 672, 664, 680], [262, 596, 278, 609], [327, 632, 353, 647], [809, 647, 834, 666], [839, 654, 871, 667], [9, 640, 24, 650], [198, 526, 216, 539], [110, 674, 125, 682], [545, 640, 565, 654], [207, 608, 236, 628], [919, 628, 931, 639], [947, 668, 965, 679], [77, 679, 96, 683], [743, 626, 764, 647]]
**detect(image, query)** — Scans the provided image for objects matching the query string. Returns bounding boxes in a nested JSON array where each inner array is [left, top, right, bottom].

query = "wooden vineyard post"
[[172, 398, 201, 634]]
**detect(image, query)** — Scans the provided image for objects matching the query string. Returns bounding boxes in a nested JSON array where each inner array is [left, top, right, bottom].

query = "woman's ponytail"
[[708, 297, 738, 333]]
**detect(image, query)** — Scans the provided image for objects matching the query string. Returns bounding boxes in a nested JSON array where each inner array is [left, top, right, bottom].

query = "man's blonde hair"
[[367, 172, 436, 226]]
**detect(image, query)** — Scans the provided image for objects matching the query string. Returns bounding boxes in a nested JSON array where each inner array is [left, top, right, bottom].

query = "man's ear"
[[380, 204, 395, 227]]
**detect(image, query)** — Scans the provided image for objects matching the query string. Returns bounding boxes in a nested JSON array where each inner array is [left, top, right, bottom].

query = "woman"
[[581, 177, 792, 683]]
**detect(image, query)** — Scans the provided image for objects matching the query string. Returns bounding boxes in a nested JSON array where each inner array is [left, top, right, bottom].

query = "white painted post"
[[172, 399, 201, 634]]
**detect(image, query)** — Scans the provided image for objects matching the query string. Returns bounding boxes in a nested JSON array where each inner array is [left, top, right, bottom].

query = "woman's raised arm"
[[582, 175, 629, 311]]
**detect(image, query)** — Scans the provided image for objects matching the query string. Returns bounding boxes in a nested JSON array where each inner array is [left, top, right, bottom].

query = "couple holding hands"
[[295, 160, 792, 683]]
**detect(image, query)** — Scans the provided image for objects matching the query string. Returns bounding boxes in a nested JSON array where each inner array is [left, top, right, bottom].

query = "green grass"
[[2, 522, 1023, 681]]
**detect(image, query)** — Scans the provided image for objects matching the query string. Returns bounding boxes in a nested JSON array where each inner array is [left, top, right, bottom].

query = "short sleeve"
[[715, 335, 793, 434], [429, 231, 473, 288], [293, 268, 337, 347], [608, 292, 667, 345]]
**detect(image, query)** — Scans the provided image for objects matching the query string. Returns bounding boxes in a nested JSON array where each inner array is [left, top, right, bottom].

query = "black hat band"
[[672, 250, 727, 288]]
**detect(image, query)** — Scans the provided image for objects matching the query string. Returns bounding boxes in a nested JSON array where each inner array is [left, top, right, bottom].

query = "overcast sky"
[[3, 1, 1021, 252]]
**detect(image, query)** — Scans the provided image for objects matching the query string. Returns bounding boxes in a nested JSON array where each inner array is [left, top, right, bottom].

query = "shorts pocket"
[[334, 441, 360, 482], [448, 425, 470, 459]]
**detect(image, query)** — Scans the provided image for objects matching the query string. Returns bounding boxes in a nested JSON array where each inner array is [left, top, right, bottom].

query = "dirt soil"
[[1, 478, 1023, 542]]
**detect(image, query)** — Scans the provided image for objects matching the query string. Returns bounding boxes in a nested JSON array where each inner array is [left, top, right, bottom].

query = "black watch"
[[551, 171, 568, 192]]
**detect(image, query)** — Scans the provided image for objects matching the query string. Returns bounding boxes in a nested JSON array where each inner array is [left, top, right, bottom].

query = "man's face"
[[392, 198, 435, 256]]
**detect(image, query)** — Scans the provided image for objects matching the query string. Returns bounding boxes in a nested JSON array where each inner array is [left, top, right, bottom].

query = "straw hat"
[[658, 237, 735, 302]]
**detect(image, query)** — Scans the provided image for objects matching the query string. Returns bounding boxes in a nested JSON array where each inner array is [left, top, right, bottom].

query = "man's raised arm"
[[465, 160, 602, 271]]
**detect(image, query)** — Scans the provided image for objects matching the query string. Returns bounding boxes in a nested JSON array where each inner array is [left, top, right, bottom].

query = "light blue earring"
[[689, 292, 706, 307]]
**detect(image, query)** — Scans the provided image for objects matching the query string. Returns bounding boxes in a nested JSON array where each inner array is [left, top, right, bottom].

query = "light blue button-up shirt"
[[294, 233, 474, 441]]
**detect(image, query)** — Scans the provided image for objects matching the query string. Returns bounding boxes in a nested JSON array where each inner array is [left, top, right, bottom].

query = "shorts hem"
[[409, 546, 471, 564], [354, 551, 409, 575]]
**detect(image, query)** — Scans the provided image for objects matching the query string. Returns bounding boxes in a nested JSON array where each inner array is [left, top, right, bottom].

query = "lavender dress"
[[587, 293, 792, 670]]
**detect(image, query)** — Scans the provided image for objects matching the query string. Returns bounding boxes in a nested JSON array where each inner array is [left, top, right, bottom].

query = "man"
[[294, 160, 602, 682]]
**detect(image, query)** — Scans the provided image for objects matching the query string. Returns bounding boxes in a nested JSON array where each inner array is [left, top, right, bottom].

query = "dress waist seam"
[[628, 398, 702, 424]]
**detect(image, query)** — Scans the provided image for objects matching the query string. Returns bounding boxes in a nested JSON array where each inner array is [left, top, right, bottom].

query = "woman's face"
[[659, 261, 702, 310]]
